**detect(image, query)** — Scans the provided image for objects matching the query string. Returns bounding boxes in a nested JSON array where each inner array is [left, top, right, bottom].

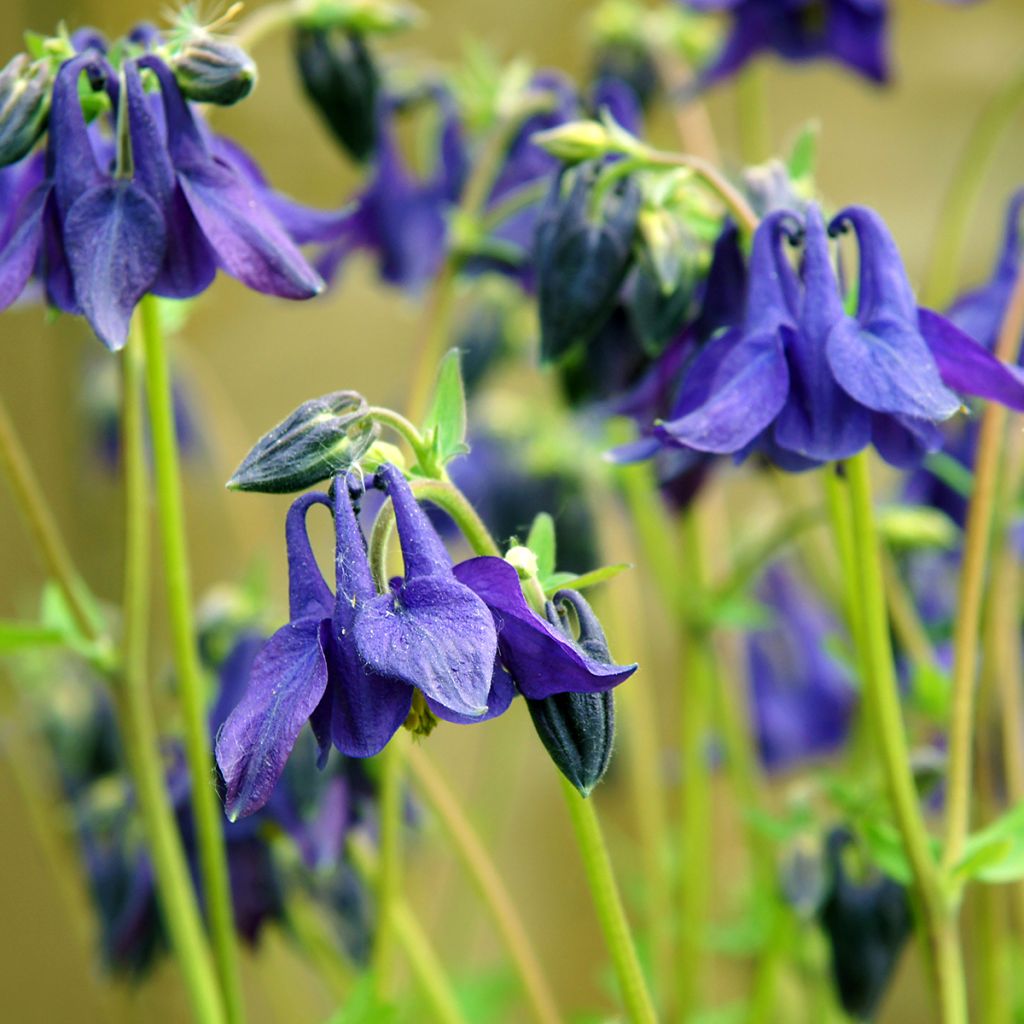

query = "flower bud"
[[0, 54, 51, 166], [228, 391, 379, 493], [294, 27, 379, 162], [171, 34, 257, 106], [535, 160, 641, 362], [526, 591, 617, 797], [531, 120, 613, 164]]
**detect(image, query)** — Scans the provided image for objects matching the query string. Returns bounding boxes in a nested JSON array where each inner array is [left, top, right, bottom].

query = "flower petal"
[[63, 182, 167, 349], [453, 556, 636, 700], [870, 413, 943, 469], [426, 657, 516, 724], [919, 307, 1024, 411], [215, 617, 330, 820], [353, 575, 496, 718], [376, 463, 452, 578], [657, 327, 791, 453], [826, 315, 960, 421], [285, 491, 334, 620]]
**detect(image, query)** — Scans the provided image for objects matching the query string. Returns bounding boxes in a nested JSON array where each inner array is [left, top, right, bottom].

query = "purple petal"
[[62, 182, 166, 349], [353, 575, 496, 718], [285, 491, 334, 620], [871, 413, 943, 469], [826, 315, 961, 421], [49, 54, 105, 218], [657, 327, 791, 453], [215, 617, 330, 820], [376, 463, 452, 578], [427, 657, 516, 724], [330, 478, 377, 622], [919, 307, 1024, 411], [0, 179, 47, 310], [453, 556, 636, 700]]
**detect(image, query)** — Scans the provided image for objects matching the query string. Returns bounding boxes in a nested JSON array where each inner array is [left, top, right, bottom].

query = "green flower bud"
[[171, 34, 256, 106], [228, 391, 379, 493], [0, 54, 51, 166]]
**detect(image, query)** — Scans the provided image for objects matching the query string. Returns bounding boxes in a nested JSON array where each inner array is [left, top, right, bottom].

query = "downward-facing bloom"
[[0, 31, 332, 348], [216, 463, 635, 819], [685, 0, 889, 85], [747, 566, 855, 772], [656, 203, 1024, 469]]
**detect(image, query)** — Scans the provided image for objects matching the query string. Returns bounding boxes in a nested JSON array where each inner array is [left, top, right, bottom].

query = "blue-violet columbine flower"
[[216, 463, 635, 819], [655, 203, 1024, 469]]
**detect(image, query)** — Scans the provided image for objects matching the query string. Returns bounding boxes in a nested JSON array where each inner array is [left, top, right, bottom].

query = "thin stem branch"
[[557, 775, 658, 1024], [944, 266, 1024, 872], [842, 453, 966, 1024], [140, 295, 245, 1024], [349, 837, 469, 1024], [407, 746, 563, 1024], [0, 395, 102, 645], [118, 316, 227, 1024], [371, 734, 405, 1002]]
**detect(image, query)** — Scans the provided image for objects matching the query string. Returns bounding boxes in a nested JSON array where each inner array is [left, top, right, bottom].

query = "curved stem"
[[118, 317, 227, 1024], [367, 407, 428, 459], [141, 295, 245, 1024], [842, 453, 966, 1024], [0, 396, 104, 647], [407, 746, 563, 1024], [921, 62, 1024, 309], [943, 265, 1024, 872], [558, 775, 658, 1024], [371, 734, 405, 1002], [349, 837, 469, 1024], [236, 1, 296, 52]]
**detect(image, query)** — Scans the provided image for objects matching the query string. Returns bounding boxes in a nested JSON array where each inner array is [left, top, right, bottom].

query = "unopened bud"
[[0, 54, 51, 166], [171, 34, 256, 106], [532, 120, 613, 164]]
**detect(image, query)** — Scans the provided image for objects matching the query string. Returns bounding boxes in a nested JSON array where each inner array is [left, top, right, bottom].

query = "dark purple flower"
[[656, 204, 1024, 469], [217, 463, 635, 818], [819, 827, 912, 1020], [685, 0, 890, 86], [0, 43, 327, 349], [747, 565, 855, 772]]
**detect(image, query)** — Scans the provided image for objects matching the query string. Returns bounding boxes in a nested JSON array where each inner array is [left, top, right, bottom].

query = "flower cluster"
[[0, 24, 339, 349], [216, 463, 635, 819]]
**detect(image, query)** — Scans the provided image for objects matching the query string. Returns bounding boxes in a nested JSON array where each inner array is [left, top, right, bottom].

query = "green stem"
[[118, 315, 227, 1024], [675, 508, 714, 1022], [367, 406, 429, 459], [283, 891, 352, 1002], [557, 775, 658, 1024], [407, 746, 563, 1024], [0, 395, 104, 646], [236, 1, 296, 51], [371, 734, 405, 1001], [349, 837, 469, 1024], [944, 266, 1024, 872], [140, 294, 244, 1024], [842, 453, 966, 1024], [921, 62, 1024, 309]]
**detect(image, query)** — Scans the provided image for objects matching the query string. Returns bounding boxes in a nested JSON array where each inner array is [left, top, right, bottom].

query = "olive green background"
[[1, 0, 1023, 1021]]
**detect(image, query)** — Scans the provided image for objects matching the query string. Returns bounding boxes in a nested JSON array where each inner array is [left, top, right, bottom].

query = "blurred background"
[[1, 0, 1024, 1020]]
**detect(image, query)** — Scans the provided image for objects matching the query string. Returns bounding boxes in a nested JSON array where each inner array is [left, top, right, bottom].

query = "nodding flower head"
[[655, 202, 1024, 470], [0, 26, 332, 349]]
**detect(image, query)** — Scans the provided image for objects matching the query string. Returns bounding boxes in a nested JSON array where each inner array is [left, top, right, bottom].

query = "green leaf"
[[787, 120, 820, 185], [421, 348, 469, 467], [922, 451, 974, 500], [526, 512, 556, 580], [322, 977, 398, 1024], [956, 801, 1024, 884], [908, 662, 952, 720], [0, 620, 66, 654], [541, 562, 631, 596]]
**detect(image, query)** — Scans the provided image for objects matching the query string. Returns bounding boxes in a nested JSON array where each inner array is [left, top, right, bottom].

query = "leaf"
[[322, 977, 398, 1024], [0, 620, 65, 654], [956, 800, 1024, 884], [526, 512, 556, 580], [228, 391, 378, 493], [909, 662, 952, 720], [922, 451, 974, 500], [421, 348, 468, 467], [787, 120, 820, 186], [876, 504, 960, 550], [541, 562, 631, 596]]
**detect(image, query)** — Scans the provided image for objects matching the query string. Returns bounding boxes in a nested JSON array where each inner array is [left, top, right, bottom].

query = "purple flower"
[[0, 40, 327, 349], [216, 463, 635, 819], [656, 204, 1024, 469], [685, 0, 890, 85], [747, 565, 855, 772]]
